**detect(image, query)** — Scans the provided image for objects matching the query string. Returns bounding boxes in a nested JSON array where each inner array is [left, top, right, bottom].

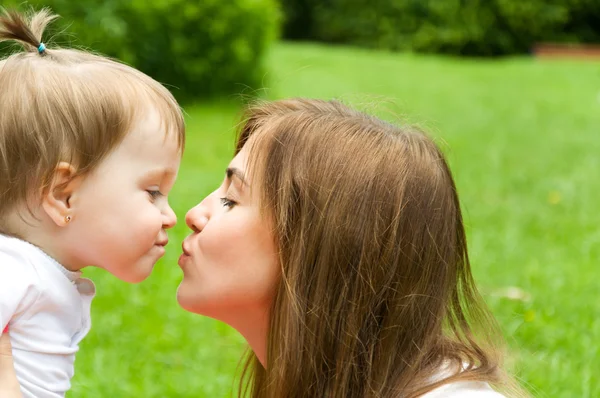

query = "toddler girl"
[[0, 8, 184, 397]]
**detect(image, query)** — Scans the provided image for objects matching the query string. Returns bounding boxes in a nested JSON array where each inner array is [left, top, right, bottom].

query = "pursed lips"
[[181, 241, 191, 256], [155, 238, 169, 247]]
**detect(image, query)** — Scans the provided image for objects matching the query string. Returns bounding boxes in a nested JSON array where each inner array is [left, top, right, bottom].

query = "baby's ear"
[[41, 162, 80, 227]]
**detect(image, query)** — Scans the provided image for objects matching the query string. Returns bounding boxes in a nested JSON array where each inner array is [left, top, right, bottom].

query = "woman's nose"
[[185, 200, 210, 233]]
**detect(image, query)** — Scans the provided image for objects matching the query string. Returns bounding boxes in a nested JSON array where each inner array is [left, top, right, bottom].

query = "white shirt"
[[422, 362, 506, 398], [0, 234, 95, 398], [422, 380, 505, 397]]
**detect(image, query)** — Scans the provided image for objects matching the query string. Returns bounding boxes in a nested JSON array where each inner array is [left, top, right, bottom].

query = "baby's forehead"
[[106, 131, 181, 182], [126, 102, 184, 152], [123, 123, 180, 155]]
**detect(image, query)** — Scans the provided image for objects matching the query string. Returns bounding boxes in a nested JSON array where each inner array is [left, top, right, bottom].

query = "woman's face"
[[177, 144, 279, 324]]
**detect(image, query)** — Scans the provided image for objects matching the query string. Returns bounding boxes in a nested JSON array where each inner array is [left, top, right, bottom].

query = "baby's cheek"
[[132, 213, 162, 245]]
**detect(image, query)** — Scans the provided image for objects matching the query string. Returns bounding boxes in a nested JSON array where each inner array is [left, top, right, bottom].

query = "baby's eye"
[[220, 197, 237, 209], [147, 190, 164, 200]]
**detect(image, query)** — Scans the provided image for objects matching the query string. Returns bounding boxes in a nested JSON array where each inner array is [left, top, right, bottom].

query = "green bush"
[[281, 0, 600, 56], [279, 0, 317, 39], [1, 0, 281, 100]]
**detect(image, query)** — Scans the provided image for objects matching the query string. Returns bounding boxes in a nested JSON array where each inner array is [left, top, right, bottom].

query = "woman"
[[177, 98, 522, 397]]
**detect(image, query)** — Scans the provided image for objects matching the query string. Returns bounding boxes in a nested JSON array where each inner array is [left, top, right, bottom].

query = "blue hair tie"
[[37, 43, 46, 54]]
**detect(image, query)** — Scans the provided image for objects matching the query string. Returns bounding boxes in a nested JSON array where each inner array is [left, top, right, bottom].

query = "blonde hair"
[[235, 99, 526, 397], [0, 8, 184, 226]]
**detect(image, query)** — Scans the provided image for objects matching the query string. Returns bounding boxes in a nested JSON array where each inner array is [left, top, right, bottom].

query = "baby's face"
[[64, 108, 181, 282]]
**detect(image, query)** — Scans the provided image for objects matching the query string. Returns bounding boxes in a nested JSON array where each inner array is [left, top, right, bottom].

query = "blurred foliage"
[[1, 0, 281, 100], [281, 0, 600, 55]]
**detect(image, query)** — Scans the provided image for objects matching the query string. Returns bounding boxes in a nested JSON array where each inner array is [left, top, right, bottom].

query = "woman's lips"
[[155, 239, 168, 247], [179, 241, 192, 267], [181, 241, 191, 256]]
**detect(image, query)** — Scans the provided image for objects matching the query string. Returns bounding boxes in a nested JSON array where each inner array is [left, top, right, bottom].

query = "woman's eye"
[[147, 190, 163, 200], [220, 197, 237, 208]]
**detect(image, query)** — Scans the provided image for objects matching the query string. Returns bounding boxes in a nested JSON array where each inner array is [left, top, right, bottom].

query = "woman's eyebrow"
[[226, 167, 248, 186]]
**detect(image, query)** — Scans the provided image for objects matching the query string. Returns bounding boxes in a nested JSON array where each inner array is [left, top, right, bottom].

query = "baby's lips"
[[2, 325, 8, 334]]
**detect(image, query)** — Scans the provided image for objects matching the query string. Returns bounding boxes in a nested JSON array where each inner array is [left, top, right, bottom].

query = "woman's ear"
[[41, 162, 80, 226]]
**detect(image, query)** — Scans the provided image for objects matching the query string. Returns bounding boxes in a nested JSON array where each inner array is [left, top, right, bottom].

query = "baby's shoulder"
[[0, 237, 46, 322], [0, 236, 43, 283]]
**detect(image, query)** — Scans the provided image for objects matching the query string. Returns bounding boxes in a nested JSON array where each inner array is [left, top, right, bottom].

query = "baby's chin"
[[106, 260, 157, 284]]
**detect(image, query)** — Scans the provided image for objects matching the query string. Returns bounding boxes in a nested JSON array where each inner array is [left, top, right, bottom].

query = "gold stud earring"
[[65, 215, 72, 224]]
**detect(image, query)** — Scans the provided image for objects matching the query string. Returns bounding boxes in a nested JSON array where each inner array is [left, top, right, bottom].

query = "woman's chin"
[[175, 284, 225, 323], [176, 282, 203, 314]]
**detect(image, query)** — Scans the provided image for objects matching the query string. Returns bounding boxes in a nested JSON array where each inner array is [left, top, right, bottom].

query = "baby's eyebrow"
[[145, 167, 176, 180], [226, 167, 248, 186]]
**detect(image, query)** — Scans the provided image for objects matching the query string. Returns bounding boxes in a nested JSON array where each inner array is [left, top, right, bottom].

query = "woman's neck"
[[223, 306, 269, 367]]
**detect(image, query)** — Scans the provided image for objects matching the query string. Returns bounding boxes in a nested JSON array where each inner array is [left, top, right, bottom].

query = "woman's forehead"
[[229, 145, 249, 171]]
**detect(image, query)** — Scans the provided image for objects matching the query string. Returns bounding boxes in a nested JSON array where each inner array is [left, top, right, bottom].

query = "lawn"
[[70, 42, 600, 397]]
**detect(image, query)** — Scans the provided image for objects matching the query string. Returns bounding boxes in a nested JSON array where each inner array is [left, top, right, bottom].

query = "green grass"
[[70, 42, 600, 397]]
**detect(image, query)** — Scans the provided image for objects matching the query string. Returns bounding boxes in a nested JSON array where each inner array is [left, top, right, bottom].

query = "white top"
[[422, 380, 505, 397], [422, 362, 506, 398], [0, 234, 95, 398]]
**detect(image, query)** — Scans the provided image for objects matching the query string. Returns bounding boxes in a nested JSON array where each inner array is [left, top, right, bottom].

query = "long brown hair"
[[235, 98, 520, 397]]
